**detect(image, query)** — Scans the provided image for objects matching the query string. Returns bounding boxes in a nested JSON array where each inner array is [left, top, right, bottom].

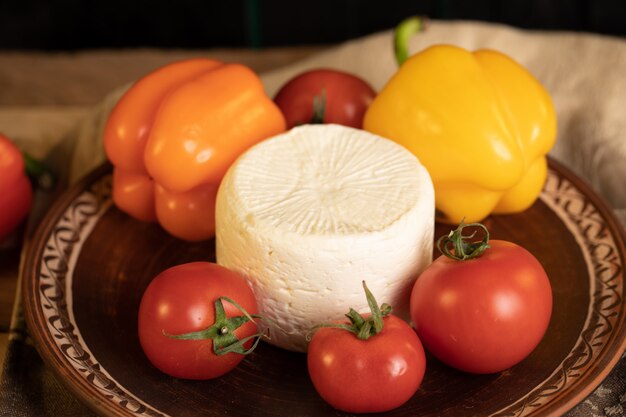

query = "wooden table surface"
[[0, 45, 326, 369]]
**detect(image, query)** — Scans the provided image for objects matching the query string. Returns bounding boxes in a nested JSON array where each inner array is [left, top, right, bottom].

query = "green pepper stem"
[[394, 16, 426, 67], [436, 221, 491, 261]]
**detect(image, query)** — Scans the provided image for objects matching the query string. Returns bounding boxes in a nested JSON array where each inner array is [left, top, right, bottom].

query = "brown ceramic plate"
[[22, 158, 626, 417]]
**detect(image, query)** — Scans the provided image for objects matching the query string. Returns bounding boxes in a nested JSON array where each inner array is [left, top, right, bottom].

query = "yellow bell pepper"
[[364, 17, 557, 224]]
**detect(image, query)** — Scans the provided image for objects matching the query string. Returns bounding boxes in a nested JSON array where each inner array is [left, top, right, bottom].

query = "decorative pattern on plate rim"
[[33, 167, 624, 417], [492, 169, 624, 416], [37, 174, 166, 417]]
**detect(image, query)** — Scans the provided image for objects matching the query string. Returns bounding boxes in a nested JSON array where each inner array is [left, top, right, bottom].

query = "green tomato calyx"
[[310, 281, 392, 341], [23, 151, 56, 190], [310, 89, 327, 124], [164, 296, 264, 356], [437, 220, 491, 261]]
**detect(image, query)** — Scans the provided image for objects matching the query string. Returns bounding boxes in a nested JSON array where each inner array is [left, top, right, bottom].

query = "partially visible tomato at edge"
[[410, 239, 553, 374], [308, 314, 426, 413], [138, 262, 258, 379], [0, 134, 33, 241], [273, 68, 376, 129]]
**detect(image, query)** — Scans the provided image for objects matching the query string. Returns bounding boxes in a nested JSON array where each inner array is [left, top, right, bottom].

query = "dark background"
[[1, 0, 625, 51]]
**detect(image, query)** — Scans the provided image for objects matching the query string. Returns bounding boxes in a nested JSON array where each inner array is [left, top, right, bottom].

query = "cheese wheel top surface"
[[222, 124, 430, 237]]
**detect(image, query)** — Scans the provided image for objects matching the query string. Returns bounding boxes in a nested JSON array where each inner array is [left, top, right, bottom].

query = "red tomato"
[[138, 262, 259, 379], [274, 68, 376, 129], [0, 134, 33, 241], [410, 232, 553, 374], [307, 283, 426, 414]]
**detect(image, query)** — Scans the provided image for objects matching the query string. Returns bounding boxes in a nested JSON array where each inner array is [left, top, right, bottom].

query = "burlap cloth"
[[1, 20, 625, 416]]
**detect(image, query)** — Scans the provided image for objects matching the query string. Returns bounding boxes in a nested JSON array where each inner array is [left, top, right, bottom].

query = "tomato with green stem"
[[307, 281, 426, 413], [138, 262, 262, 379], [410, 222, 553, 374], [273, 69, 376, 129]]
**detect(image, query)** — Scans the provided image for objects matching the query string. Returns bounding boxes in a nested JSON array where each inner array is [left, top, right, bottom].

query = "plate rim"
[[21, 158, 626, 417], [502, 157, 626, 416]]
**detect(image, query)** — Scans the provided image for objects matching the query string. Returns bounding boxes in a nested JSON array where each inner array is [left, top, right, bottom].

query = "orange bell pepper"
[[104, 58, 286, 241]]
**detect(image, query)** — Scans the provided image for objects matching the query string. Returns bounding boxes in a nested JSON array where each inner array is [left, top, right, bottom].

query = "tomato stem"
[[437, 221, 491, 261], [22, 151, 55, 190], [310, 89, 327, 124], [394, 16, 426, 67], [164, 296, 265, 356], [310, 281, 391, 341]]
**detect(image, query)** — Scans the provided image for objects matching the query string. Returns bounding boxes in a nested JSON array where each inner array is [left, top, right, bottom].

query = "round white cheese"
[[215, 124, 434, 352]]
